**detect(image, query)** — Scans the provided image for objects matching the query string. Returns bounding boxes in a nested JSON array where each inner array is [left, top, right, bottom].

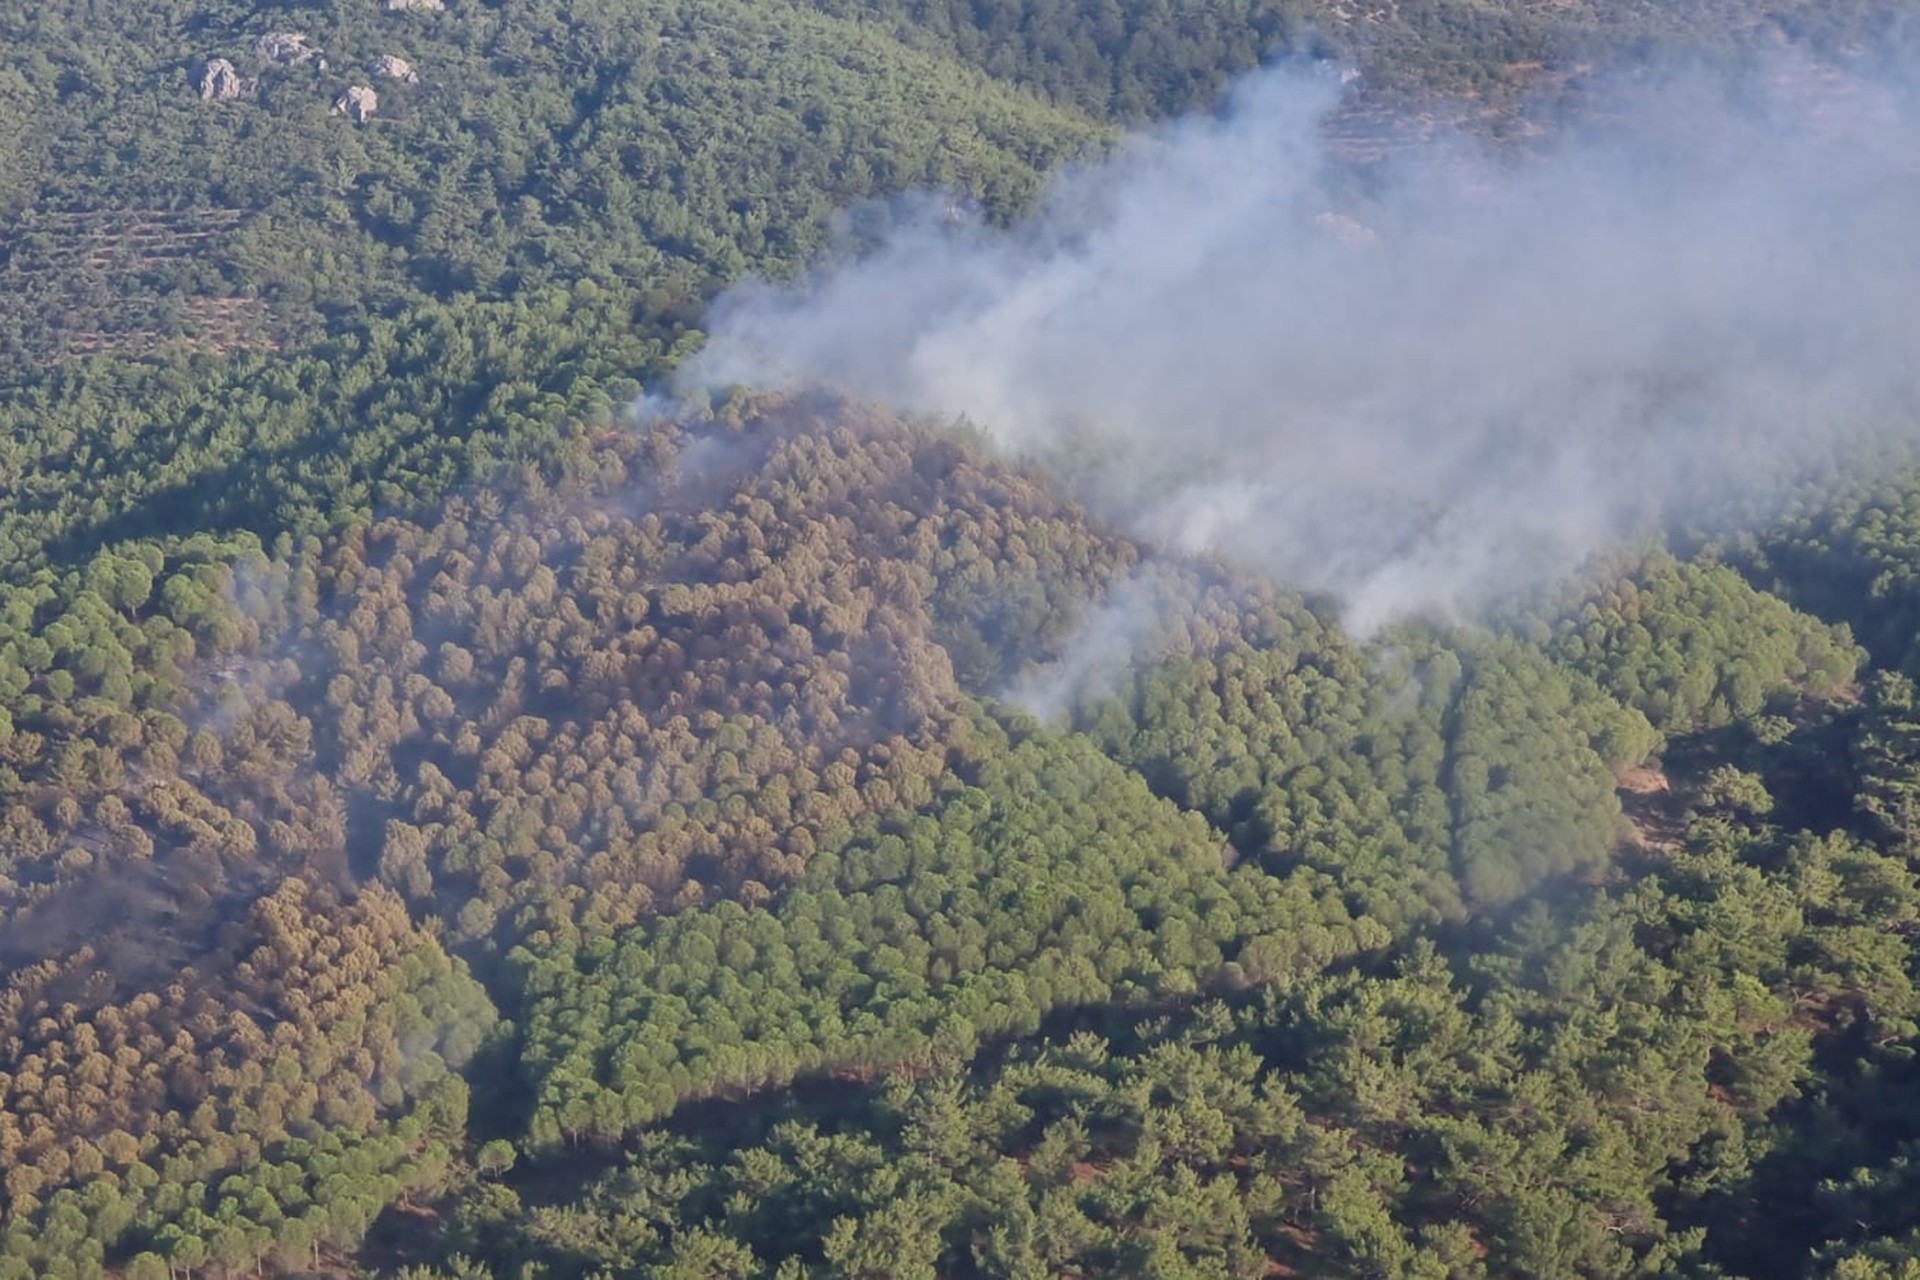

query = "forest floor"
[[1617, 763, 1687, 851]]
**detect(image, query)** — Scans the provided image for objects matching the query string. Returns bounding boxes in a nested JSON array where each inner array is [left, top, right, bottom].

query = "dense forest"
[[6, 0, 1920, 1278]]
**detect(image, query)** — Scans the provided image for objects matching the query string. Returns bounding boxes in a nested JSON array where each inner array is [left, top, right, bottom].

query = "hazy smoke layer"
[[683, 58, 1920, 632], [1005, 568, 1174, 721]]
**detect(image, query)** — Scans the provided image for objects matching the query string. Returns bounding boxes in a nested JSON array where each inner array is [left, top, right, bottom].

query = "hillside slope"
[[3, 1, 1920, 1277], [1, 400, 1914, 1277]]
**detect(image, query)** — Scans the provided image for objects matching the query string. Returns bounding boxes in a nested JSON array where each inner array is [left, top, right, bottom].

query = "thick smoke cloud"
[[681, 56, 1920, 633]]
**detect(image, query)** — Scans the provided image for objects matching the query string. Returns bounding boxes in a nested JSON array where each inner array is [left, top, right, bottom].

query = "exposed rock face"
[[333, 85, 379, 122], [386, 0, 446, 11], [371, 54, 420, 84], [256, 32, 325, 68], [194, 58, 250, 101]]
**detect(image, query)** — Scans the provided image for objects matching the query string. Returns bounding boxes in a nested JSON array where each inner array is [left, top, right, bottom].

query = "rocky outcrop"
[[194, 58, 251, 102], [332, 85, 379, 122], [255, 32, 327, 69], [371, 54, 420, 84], [386, 0, 446, 11]]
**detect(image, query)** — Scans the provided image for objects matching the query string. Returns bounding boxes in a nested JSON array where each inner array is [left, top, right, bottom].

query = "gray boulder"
[[371, 54, 420, 84], [332, 85, 379, 122], [386, 0, 446, 11], [255, 32, 325, 68], [194, 58, 251, 101]]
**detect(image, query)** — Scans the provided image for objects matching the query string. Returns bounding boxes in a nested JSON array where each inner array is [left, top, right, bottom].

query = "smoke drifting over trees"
[[686, 57, 1920, 632]]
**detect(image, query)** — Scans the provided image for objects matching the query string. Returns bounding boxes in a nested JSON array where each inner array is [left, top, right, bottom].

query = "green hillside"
[[0, 0, 1101, 357], [5, 397, 1920, 1278]]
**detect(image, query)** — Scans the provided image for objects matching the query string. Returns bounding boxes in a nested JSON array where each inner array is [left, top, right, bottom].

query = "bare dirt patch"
[[1617, 763, 1685, 850]]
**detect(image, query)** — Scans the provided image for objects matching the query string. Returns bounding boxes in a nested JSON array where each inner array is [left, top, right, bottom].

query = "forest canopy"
[[3, 1, 1920, 1278]]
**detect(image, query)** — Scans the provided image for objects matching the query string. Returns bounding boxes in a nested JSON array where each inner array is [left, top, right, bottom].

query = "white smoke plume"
[[1004, 568, 1172, 721], [680, 55, 1920, 633]]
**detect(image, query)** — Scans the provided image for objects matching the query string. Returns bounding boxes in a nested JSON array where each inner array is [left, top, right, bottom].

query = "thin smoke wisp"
[[681, 57, 1920, 633]]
